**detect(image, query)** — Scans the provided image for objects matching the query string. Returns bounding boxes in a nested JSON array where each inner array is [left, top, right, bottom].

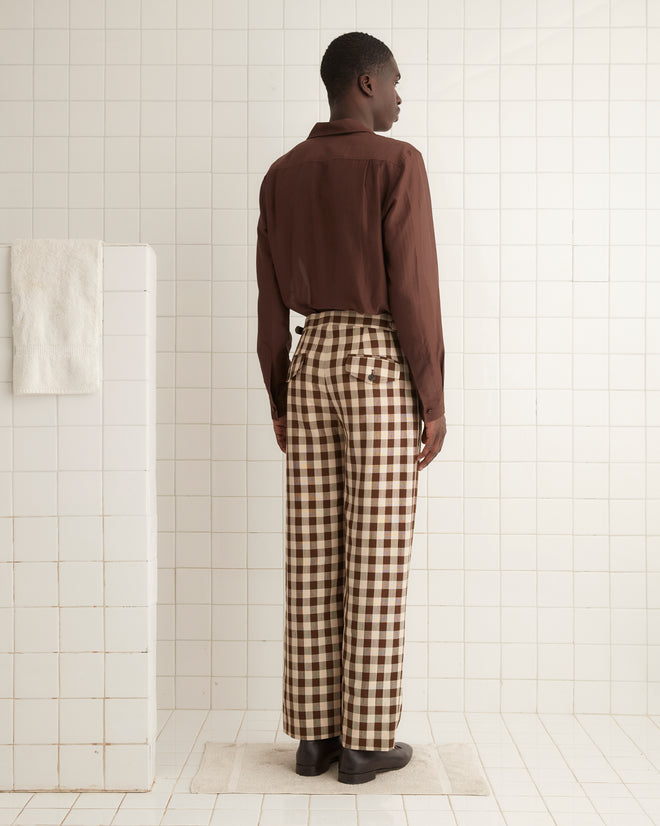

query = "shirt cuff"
[[271, 387, 288, 420], [421, 404, 445, 421]]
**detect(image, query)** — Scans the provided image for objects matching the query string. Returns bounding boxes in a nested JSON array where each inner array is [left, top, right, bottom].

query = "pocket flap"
[[286, 352, 307, 382], [344, 354, 402, 383]]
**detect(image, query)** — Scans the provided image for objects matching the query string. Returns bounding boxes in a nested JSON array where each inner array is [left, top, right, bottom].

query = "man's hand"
[[416, 414, 446, 471], [273, 414, 286, 453]]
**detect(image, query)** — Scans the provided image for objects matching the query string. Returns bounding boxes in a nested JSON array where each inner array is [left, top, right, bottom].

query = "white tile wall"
[[0, 243, 158, 791], [0, 0, 658, 765]]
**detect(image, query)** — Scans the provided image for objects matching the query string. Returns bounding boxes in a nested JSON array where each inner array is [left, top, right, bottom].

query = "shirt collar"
[[307, 118, 374, 139]]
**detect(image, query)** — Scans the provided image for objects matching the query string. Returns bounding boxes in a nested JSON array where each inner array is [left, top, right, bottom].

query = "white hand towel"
[[10, 238, 103, 394]]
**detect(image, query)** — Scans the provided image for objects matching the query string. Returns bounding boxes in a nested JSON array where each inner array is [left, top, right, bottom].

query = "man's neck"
[[328, 109, 374, 131]]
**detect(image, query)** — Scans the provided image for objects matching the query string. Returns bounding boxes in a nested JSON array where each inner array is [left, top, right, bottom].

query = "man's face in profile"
[[372, 56, 402, 132]]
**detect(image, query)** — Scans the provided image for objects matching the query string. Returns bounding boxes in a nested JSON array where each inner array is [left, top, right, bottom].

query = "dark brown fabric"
[[256, 117, 445, 422]]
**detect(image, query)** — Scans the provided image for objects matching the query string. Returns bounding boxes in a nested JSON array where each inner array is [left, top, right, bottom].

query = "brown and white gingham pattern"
[[283, 309, 423, 751]]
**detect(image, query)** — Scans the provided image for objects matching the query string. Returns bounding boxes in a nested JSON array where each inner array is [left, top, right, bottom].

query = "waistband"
[[296, 309, 396, 334]]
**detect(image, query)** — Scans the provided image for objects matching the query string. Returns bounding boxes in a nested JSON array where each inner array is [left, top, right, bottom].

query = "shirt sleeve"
[[382, 145, 446, 421], [256, 173, 291, 420]]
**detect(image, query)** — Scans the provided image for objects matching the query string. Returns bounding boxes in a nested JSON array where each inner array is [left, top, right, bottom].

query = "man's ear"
[[357, 73, 375, 97]]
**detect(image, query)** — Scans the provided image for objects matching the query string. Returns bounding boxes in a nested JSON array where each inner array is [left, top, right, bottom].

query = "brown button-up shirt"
[[256, 117, 445, 422]]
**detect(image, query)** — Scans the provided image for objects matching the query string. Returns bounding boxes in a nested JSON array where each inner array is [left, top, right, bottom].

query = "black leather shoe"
[[295, 734, 342, 776], [338, 741, 413, 784]]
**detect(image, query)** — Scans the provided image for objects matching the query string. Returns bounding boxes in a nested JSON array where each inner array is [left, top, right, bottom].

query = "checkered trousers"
[[283, 309, 423, 751]]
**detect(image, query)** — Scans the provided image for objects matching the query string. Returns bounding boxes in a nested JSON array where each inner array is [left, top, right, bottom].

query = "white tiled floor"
[[2, 710, 660, 825]]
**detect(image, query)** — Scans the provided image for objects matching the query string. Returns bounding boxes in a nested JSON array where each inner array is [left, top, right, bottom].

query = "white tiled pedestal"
[[0, 243, 157, 791]]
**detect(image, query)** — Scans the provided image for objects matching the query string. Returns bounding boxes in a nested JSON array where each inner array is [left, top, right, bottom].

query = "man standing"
[[256, 32, 446, 784]]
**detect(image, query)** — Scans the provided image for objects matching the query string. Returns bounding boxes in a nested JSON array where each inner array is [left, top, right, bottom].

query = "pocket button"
[[368, 371, 376, 381]]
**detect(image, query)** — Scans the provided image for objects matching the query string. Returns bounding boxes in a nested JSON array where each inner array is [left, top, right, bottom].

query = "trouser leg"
[[337, 336, 422, 751], [282, 353, 344, 740]]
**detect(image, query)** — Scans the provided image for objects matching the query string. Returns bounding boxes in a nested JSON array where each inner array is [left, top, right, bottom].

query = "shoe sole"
[[338, 760, 410, 785]]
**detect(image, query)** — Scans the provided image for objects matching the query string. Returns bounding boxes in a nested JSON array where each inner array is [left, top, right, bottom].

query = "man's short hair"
[[320, 32, 393, 106]]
